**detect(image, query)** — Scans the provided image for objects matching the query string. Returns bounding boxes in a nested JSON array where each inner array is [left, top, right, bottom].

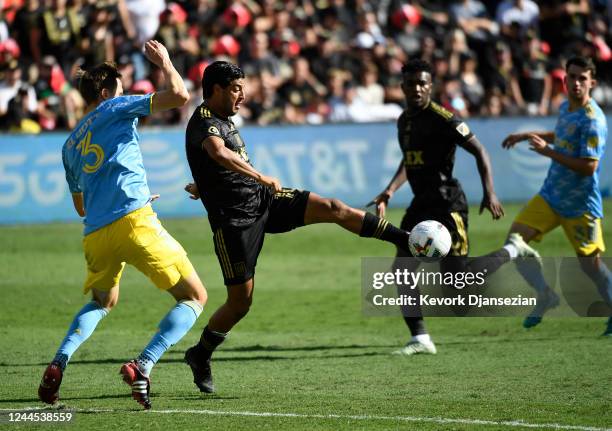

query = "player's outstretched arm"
[[369, 160, 406, 218], [502, 131, 555, 149], [527, 134, 599, 176], [459, 136, 504, 219], [202, 136, 282, 193], [143, 40, 189, 112]]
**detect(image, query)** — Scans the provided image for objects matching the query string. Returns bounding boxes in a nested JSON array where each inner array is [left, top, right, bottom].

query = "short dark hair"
[[565, 56, 596, 78], [78, 62, 121, 105], [401, 59, 433, 77], [202, 61, 245, 99]]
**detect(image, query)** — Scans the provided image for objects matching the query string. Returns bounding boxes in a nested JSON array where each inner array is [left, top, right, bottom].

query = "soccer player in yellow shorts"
[[38, 41, 208, 409], [503, 56, 611, 334]]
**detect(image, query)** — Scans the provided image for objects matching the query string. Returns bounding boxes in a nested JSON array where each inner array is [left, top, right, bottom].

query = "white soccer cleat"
[[507, 233, 542, 266], [392, 340, 437, 356]]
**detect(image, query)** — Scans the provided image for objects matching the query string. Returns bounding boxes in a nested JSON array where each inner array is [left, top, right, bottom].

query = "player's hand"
[[527, 133, 549, 154], [501, 133, 525, 149], [480, 193, 504, 219], [368, 191, 392, 217], [184, 182, 200, 200], [144, 40, 170, 68], [150, 194, 160, 202], [260, 175, 282, 193]]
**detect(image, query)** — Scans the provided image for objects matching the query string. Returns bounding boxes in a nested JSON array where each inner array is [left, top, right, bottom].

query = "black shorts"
[[400, 208, 469, 257], [212, 188, 310, 285]]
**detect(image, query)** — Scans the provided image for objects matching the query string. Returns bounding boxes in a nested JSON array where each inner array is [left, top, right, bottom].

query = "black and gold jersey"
[[185, 103, 270, 228], [397, 101, 473, 213]]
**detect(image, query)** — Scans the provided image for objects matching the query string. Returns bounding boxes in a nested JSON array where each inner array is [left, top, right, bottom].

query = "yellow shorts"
[[514, 195, 605, 256], [82, 204, 195, 293]]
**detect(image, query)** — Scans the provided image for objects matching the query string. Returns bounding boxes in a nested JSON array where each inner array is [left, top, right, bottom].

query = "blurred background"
[[2, 0, 612, 133]]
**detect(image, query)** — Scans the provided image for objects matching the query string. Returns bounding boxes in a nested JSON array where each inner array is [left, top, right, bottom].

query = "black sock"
[[360, 212, 408, 249], [197, 325, 227, 357], [468, 248, 511, 276], [403, 316, 427, 336]]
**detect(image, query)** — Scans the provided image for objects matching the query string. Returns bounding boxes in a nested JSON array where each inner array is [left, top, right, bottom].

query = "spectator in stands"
[[495, 0, 540, 37], [517, 32, 552, 116], [11, 0, 42, 66], [488, 41, 525, 115], [278, 56, 326, 124], [32, 0, 84, 74], [0, 60, 37, 118], [459, 51, 485, 114], [80, 4, 115, 70], [539, 0, 590, 57]]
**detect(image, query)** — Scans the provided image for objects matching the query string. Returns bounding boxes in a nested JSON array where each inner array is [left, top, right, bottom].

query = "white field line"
[[0, 407, 609, 431]]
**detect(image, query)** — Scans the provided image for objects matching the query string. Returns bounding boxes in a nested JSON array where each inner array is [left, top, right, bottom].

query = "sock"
[[403, 316, 427, 336], [137, 300, 203, 377], [412, 334, 432, 344], [516, 258, 550, 295], [583, 260, 612, 307], [197, 325, 228, 357], [54, 301, 109, 371], [360, 212, 408, 249], [503, 244, 518, 259], [468, 248, 511, 276]]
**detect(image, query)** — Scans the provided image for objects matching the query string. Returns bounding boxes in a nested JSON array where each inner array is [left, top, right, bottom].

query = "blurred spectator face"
[[293, 58, 310, 81], [433, 56, 449, 78], [5, 63, 21, 85], [251, 32, 269, 58]]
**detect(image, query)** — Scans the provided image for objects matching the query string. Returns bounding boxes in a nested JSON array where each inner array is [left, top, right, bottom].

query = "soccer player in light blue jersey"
[[38, 41, 208, 409], [502, 56, 612, 335]]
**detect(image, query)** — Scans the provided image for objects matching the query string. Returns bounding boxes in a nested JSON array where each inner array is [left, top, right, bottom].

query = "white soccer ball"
[[408, 220, 452, 259]]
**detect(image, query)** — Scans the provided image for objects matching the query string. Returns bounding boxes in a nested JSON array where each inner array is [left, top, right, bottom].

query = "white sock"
[[503, 244, 518, 259], [412, 334, 432, 344]]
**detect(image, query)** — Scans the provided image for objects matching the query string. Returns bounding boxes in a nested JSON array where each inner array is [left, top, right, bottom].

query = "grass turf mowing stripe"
[[0, 407, 609, 431]]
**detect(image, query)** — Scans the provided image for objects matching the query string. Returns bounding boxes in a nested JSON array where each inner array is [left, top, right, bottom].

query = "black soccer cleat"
[[184, 346, 215, 393]]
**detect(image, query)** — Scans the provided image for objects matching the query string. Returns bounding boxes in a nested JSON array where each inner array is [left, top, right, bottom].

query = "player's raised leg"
[[303, 192, 409, 249]]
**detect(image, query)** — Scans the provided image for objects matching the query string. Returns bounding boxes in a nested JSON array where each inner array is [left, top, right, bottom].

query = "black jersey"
[[397, 101, 473, 213], [186, 103, 270, 228]]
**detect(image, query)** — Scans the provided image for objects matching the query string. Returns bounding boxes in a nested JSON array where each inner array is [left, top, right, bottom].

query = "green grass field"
[[0, 202, 611, 430]]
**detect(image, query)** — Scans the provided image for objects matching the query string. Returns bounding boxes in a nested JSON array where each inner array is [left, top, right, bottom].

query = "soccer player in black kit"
[[371, 59, 541, 356], [183, 61, 412, 393]]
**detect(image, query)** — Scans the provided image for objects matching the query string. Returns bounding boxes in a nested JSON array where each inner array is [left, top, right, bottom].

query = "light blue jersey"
[[62, 95, 153, 235], [540, 99, 607, 218]]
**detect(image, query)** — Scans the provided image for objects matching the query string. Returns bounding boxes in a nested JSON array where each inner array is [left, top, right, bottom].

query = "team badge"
[[456, 122, 470, 136], [208, 126, 220, 136], [587, 136, 599, 149]]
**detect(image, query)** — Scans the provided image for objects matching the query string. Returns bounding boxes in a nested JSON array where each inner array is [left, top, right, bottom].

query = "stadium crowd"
[[1, 0, 612, 132]]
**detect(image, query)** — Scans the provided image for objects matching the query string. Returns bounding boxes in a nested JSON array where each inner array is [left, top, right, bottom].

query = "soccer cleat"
[[523, 289, 560, 328], [120, 361, 151, 410], [507, 233, 542, 265], [391, 340, 437, 356], [603, 317, 612, 337], [38, 362, 63, 405], [184, 346, 215, 393]]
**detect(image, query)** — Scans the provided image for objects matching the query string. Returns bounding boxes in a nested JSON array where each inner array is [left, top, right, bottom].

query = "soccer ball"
[[408, 220, 452, 259]]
